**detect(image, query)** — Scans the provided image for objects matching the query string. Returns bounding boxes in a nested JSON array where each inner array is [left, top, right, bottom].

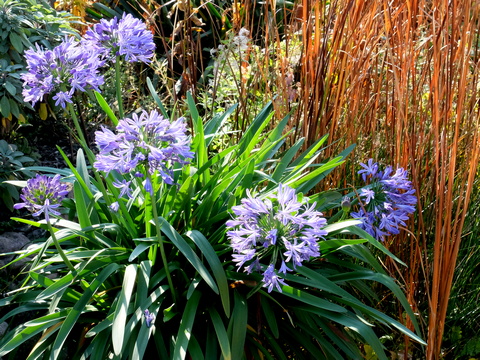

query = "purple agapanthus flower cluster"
[[22, 37, 105, 108], [94, 110, 194, 190], [226, 184, 328, 293], [13, 174, 70, 222], [82, 13, 155, 63], [351, 159, 417, 241]]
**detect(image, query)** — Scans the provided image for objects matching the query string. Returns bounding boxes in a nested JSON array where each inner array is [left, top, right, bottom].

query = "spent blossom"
[[351, 159, 417, 241], [94, 110, 194, 188], [226, 184, 328, 293], [13, 174, 69, 222], [83, 13, 155, 63], [22, 37, 104, 108]]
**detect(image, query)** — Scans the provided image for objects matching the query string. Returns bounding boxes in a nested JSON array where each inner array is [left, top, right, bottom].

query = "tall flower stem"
[[147, 173, 176, 303], [115, 56, 124, 119], [47, 220, 76, 273], [65, 94, 88, 148]]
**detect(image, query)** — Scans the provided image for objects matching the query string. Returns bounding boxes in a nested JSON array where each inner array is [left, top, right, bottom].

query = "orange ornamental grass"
[[270, 0, 480, 358]]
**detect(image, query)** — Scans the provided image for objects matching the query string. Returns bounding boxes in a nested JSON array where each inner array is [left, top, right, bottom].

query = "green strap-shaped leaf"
[[74, 181, 92, 229], [290, 134, 328, 168], [304, 306, 390, 360], [50, 263, 120, 359], [94, 91, 118, 126], [129, 243, 155, 262], [280, 286, 348, 313], [209, 307, 231, 360], [203, 104, 237, 147], [237, 102, 273, 157], [0, 303, 48, 326], [112, 264, 138, 355], [188, 92, 209, 184], [230, 291, 248, 360], [260, 297, 279, 339], [323, 219, 364, 233], [186, 230, 230, 315], [146, 77, 169, 119], [0, 321, 59, 356], [172, 290, 202, 360], [157, 217, 218, 294], [271, 138, 305, 182], [346, 225, 406, 266]]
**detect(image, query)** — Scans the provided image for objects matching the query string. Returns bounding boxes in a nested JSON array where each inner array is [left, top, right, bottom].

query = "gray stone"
[[0, 322, 8, 338], [0, 232, 31, 269]]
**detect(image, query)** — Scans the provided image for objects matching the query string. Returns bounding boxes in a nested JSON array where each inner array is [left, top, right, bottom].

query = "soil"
[[19, 116, 84, 169]]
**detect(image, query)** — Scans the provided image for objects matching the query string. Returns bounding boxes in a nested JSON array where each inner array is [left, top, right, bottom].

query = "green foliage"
[[0, 0, 76, 136], [0, 139, 34, 212], [0, 91, 425, 358]]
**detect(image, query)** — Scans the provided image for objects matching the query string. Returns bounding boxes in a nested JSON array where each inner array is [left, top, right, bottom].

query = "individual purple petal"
[[113, 179, 133, 198], [52, 91, 73, 108], [262, 264, 287, 293], [360, 188, 375, 204], [358, 158, 378, 181]]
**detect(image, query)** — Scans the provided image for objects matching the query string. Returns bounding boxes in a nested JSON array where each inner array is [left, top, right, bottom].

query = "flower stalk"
[[46, 220, 75, 272], [115, 56, 124, 119], [147, 172, 176, 303]]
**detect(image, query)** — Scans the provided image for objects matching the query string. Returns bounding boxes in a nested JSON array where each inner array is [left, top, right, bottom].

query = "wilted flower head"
[[22, 37, 104, 108], [83, 13, 155, 63], [351, 159, 417, 241], [13, 174, 69, 222], [94, 110, 194, 186], [226, 184, 328, 293]]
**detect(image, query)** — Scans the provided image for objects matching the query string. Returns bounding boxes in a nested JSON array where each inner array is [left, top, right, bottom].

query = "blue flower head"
[[351, 159, 417, 241], [83, 13, 155, 64], [14, 174, 70, 222], [226, 184, 328, 293], [22, 37, 105, 108], [94, 110, 194, 188]]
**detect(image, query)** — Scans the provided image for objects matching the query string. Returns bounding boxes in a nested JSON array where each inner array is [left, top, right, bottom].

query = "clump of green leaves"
[[0, 139, 34, 211], [0, 0, 76, 135], [0, 89, 425, 358]]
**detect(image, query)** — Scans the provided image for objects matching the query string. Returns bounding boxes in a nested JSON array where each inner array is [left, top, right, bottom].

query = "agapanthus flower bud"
[[109, 201, 120, 212], [94, 110, 194, 188], [226, 184, 328, 293], [14, 174, 69, 222], [341, 196, 351, 212], [22, 37, 104, 108], [83, 13, 155, 64], [144, 309, 155, 328], [351, 159, 417, 241]]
